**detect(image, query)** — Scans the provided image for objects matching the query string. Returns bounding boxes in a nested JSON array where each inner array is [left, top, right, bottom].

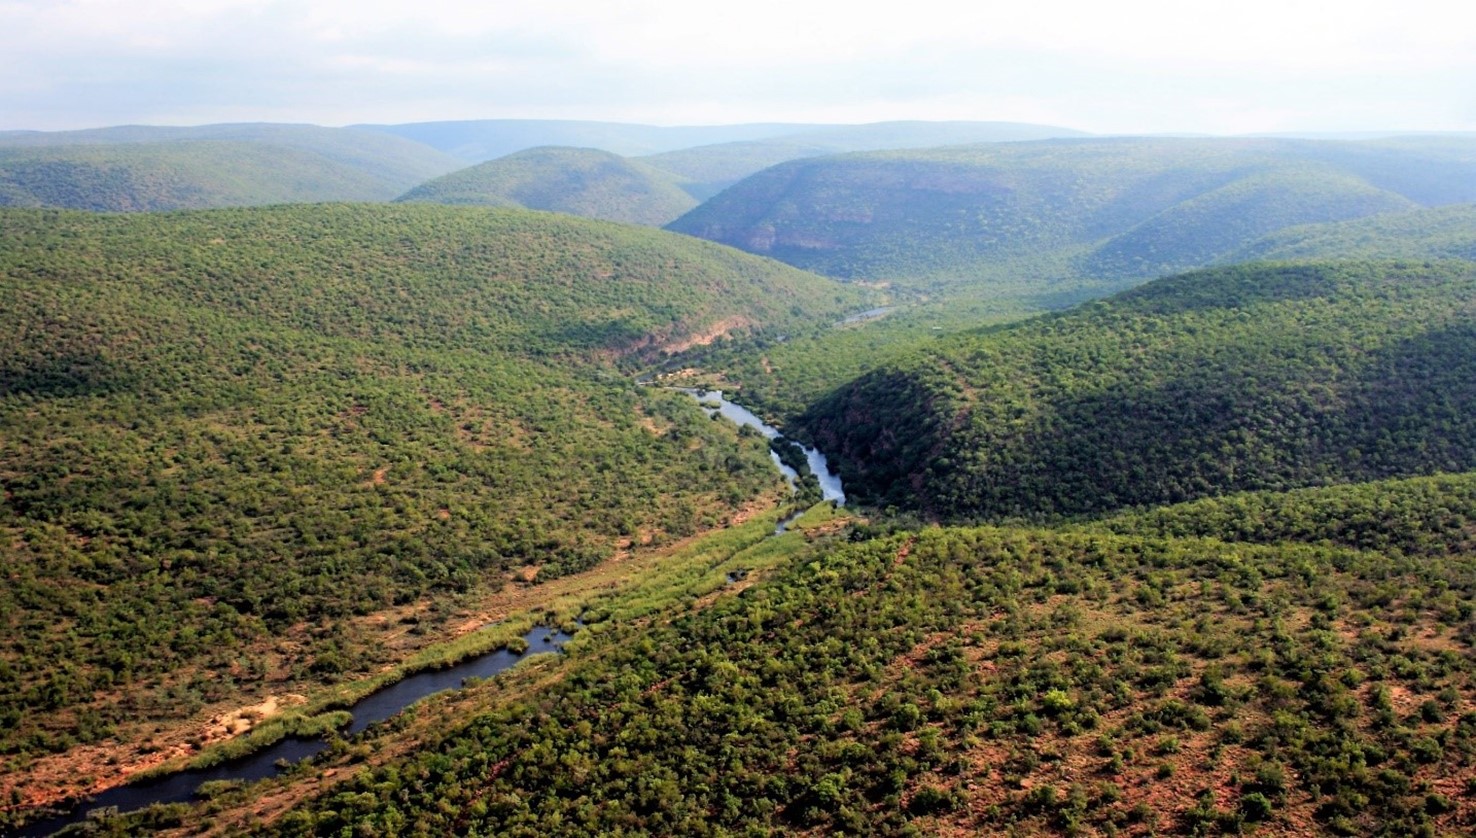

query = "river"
[[685, 389, 845, 507], [15, 625, 572, 837], [18, 392, 845, 835]]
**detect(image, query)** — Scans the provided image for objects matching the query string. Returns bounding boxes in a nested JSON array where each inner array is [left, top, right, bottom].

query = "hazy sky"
[[2, 0, 1473, 133]]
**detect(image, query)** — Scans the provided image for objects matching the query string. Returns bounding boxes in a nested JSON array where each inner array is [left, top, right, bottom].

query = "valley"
[[2, 119, 1476, 837]]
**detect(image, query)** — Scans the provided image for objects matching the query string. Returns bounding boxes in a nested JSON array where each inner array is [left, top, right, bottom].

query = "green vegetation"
[[259, 472, 1476, 836], [1091, 471, 1476, 559], [641, 120, 1085, 201], [397, 146, 698, 226], [668, 137, 1476, 307], [0, 125, 460, 211], [8, 122, 1476, 838], [804, 260, 1476, 519], [1235, 203, 1476, 264], [0, 203, 861, 764]]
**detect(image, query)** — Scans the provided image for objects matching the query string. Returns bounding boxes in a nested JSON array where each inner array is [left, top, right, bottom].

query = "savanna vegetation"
[[804, 260, 1476, 519], [0, 203, 862, 775], [7, 122, 1476, 838], [239, 470, 1476, 837]]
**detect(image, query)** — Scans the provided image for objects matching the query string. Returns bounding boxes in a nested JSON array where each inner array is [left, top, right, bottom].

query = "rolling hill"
[[802, 260, 1476, 519], [240, 469, 1476, 837], [0, 124, 461, 211], [354, 119, 820, 162], [0, 203, 863, 789], [397, 146, 698, 226], [1233, 203, 1476, 263], [641, 120, 1089, 200], [668, 137, 1476, 304]]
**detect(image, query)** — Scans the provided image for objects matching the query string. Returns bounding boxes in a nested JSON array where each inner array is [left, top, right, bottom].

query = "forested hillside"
[[0, 204, 861, 782], [0, 125, 461, 210], [252, 472, 1476, 837], [641, 120, 1088, 200], [1235, 204, 1476, 264], [397, 146, 698, 226], [668, 137, 1476, 304], [803, 260, 1476, 519], [7, 121, 1476, 838]]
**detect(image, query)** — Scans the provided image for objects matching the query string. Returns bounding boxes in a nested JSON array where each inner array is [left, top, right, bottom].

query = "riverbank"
[[9, 495, 856, 835], [97, 504, 855, 836]]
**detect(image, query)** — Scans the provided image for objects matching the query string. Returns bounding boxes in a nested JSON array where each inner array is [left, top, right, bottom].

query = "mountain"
[[668, 137, 1476, 304], [0, 124, 461, 211], [641, 120, 1089, 200], [1233, 203, 1476, 263], [397, 146, 698, 226], [0, 203, 862, 781], [802, 260, 1476, 519], [355, 119, 821, 162]]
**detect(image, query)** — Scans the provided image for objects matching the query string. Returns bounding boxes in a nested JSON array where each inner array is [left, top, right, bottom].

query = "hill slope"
[[1233, 203, 1476, 264], [0, 203, 861, 779], [397, 146, 698, 226], [803, 260, 1476, 519], [248, 471, 1476, 837], [642, 120, 1089, 200], [0, 124, 460, 210], [669, 137, 1474, 302]]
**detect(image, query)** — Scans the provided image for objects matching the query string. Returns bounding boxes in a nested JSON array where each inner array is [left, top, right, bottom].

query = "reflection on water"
[[685, 389, 845, 506], [17, 626, 572, 837]]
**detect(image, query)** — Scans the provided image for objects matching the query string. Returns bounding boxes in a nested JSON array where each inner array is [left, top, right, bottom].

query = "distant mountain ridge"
[[397, 146, 698, 226], [668, 136, 1476, 303], [0, 123, 462, 211], [0, 118, 1088, 214], [638, 120, 1091, 199], [355, 118, 1087, 164]]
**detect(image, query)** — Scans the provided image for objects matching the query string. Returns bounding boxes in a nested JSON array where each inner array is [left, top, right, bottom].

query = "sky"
[[2, 0, 1473, 134]]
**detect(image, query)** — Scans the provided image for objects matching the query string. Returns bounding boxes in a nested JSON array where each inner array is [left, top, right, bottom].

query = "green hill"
[[257, 471, 1476, 837], [642, 120, 1088, 200], [668, 137, 1474, 305], [1234, 203, 1476, 263], [640, 140, 836, 201], [1090, 470, 1476, 558], [802, 260, 1476, 519], [0, 203, 861, 763], [0, 124, 461, 211], [397, 146, 698, 226]]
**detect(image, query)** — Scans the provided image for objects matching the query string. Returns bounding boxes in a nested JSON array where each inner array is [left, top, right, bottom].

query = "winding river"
[[18, 391, 844, 836], [17, 626, 572, 837], [686, 389, 845, 508]]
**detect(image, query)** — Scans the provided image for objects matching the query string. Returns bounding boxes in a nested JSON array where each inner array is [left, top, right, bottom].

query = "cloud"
[[0, 0, 1472, 132]]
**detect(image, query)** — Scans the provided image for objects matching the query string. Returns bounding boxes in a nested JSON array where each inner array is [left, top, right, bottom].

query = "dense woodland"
[[804, 261, 1476, 519], [5, 121, 1476, 837], [256, 472, 1476, 836], [0, 203, 860, 768]]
